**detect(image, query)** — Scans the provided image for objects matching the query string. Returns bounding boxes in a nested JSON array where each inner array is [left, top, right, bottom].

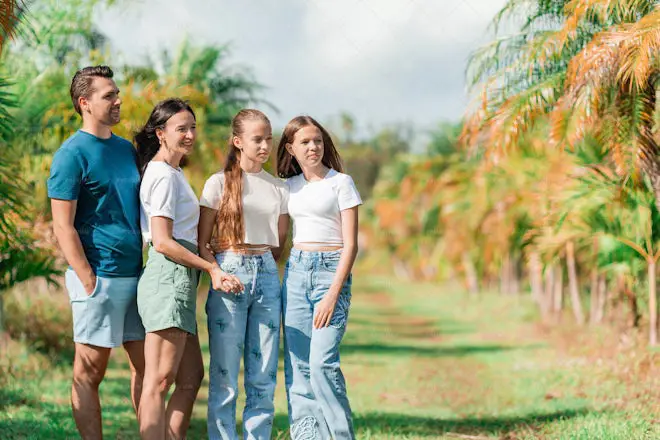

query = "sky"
[[97, 0, 507, 142]]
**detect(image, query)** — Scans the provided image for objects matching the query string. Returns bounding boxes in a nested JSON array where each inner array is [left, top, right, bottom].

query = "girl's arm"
[[272, 214, 290, 262], [313, 206, 359, 328]]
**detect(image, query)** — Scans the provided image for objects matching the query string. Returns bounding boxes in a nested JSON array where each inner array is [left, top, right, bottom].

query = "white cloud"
[[97, 0, 506, 138]]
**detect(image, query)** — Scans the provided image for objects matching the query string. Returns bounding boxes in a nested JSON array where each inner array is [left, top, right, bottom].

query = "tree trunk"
[[649, 259, 657, 346], [565, 241, 585, 325], [542, 264, 555, 321], [589, 271, 599, 325], [553, 264, 564, 318], [510, 257, 520, 295], [529, 252, 544, 305], [595, 276, 608, 324], [500, 253, 511, 295], [462, 252, 479, 295]]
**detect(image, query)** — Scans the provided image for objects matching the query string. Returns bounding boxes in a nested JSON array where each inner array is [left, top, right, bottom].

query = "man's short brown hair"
[[69, 65, 114, 115]]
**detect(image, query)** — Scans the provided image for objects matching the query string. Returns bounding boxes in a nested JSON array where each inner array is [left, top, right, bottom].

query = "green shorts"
[[137, 240, 200, 335]]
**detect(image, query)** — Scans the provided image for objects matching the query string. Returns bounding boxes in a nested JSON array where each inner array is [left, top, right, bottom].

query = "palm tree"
[[0, 0, 58, 331], [464, 0, 660, 342]]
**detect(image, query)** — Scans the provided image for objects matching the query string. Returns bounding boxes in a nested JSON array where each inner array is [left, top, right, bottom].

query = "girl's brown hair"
[[214, 109, 271, 248], [276, 115, 344, 178]]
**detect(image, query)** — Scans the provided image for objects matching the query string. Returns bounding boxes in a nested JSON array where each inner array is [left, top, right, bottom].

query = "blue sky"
[[98, 0, 507, 141]]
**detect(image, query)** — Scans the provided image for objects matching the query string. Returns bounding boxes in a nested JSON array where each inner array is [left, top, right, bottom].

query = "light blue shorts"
[[65, 269, 146, 348]]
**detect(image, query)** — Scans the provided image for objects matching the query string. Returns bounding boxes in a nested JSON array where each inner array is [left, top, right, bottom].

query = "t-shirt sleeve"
[[337, 175, 362, 211], [148, 173, 178, 220], [279, 184, 289, 215], [47, 148, 82, 200], [199, 174, 223, 209]]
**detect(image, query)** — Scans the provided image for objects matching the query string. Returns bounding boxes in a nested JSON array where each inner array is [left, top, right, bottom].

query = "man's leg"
[[71, 343, 111, 440]]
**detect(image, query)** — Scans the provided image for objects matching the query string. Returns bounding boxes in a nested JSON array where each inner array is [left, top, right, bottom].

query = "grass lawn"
[[1, 273, 659, 439]]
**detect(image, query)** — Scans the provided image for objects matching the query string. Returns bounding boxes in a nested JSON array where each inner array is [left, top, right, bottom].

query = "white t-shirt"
[[140, 161, 200, 245], [286, 169, 362, 245], [199, 169, 288, 247]]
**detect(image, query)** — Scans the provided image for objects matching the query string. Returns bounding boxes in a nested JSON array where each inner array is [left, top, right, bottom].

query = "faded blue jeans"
[[283, 249, 355, 440], [206, 251, 281, 440]]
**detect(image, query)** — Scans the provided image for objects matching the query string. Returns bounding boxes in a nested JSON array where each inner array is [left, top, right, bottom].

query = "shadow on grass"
[[339, 342, 537, 358], [0, 387, 33, 409], [271, 408, 589, 438]]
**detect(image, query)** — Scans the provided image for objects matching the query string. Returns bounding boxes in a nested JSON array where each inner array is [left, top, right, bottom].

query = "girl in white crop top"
[[197, 109, 288, 439], [276, 115, 361, 439]]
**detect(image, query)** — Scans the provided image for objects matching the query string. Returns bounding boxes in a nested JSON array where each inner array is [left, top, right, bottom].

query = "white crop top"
[[286, 169, 362, 245], [199, 169, 288, 247], [140, 161, 200, 245]]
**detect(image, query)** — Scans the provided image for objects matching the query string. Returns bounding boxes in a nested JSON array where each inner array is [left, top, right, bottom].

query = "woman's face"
[[157, 110, 197, 156], [234, 119, 273, 164], [287, 125, 324, 169]]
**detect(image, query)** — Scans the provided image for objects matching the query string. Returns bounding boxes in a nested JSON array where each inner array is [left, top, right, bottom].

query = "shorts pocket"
[[66, 270, 101, 302]]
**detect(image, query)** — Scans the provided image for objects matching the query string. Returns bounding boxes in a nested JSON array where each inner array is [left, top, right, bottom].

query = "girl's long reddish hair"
[[276, 115, 344, 178], [214, 109, 270, 248]]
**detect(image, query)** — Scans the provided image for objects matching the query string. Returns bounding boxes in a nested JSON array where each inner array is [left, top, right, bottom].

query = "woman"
[[277, 115, 362, 440], [198, 109, 289, 440], [135, 98, 242, 440]]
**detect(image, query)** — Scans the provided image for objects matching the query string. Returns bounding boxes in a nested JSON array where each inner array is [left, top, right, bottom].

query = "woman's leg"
[[309, 261, 355, 440], [166, 332, 204, 439], [138, 328, 189, 440], [283, 255, 331, 440], [206, 255, 250, 440], [242, 262, 281, 438]]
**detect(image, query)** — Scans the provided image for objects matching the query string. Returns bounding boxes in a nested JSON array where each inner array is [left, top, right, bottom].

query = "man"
[[47, 65, 145, 439]]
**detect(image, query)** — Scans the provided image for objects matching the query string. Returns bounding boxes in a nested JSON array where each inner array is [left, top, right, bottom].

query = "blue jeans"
[[283, 249, 355, 440], [206, 251, 281, 440]]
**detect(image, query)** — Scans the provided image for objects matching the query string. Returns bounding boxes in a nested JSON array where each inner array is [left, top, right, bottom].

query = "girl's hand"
[[210, 266, 244, 294], [313, 293, 339, 329]]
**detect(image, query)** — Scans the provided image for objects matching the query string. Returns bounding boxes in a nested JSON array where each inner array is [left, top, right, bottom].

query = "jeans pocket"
[[262, 253, 278, 273], [329, 292, 351, 329]]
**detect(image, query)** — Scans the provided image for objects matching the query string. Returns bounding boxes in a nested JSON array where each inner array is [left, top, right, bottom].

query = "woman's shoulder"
[[327, 169, 356, 185], [255, 170, 287, 189], [204, 170, 225, 185], [143, 161, 179, 181]]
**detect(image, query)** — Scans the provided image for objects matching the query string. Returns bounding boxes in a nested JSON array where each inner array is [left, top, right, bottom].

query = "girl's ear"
[[155, 127, 164, 144], [232, 135, 242, 151], [285, 143, 294, 155]]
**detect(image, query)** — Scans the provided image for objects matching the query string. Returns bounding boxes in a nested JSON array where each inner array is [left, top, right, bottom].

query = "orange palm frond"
[[0, 0, 23, 51], [610, 8, 660, 91]]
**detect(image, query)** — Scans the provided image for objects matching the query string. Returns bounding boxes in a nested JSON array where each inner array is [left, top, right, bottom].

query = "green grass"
[[1, 274, 659, 439]]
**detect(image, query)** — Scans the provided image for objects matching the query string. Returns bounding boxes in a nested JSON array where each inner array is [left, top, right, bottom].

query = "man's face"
[[80, 77, 121, 126]]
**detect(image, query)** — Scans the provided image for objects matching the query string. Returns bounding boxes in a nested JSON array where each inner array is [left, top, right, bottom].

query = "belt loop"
[[250, 255, 259, 295]]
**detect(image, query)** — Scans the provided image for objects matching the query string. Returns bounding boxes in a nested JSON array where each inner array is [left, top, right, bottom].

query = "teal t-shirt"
[[47, 130, 143, 277]]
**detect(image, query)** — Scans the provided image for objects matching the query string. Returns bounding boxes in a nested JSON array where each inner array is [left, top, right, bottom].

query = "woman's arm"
[[272, 214, 290, 262], [198, 206, 218, 264], [152, 215, 243, 292], [313, 206, 359, 328]]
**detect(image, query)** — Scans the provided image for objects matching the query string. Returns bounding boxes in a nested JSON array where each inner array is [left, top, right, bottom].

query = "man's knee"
[[72, 357, 106, 388]]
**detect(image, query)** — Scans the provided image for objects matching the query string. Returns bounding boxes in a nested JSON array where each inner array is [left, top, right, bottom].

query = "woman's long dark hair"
[[276, 115, 344, 178], [134, 98, 196, 176]]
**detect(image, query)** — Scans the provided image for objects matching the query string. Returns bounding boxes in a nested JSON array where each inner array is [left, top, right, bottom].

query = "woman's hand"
[[210, 266, 244, 294], [313, 292, 339, 329]]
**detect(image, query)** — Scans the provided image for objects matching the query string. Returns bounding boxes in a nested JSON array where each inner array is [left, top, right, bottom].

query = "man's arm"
[[51, 199, 96, 295]]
